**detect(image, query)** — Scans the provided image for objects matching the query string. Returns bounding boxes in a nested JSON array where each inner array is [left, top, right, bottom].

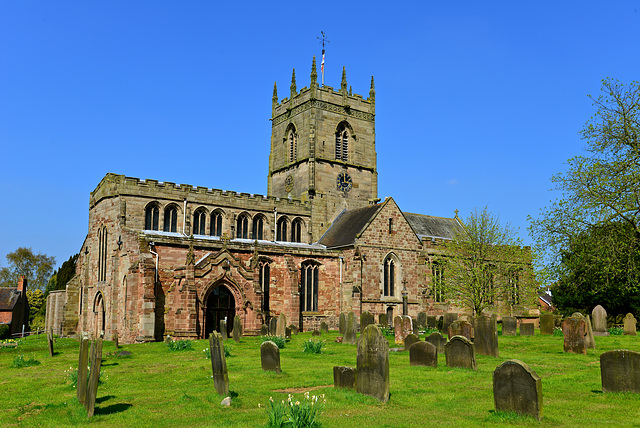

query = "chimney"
[[17, 275, 26, 293]]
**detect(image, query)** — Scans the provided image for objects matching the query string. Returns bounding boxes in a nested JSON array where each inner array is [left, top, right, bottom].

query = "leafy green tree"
[[0, 247, 56, 292], [26, 289, 46, 329], [45, 254, 78, 296], [435, 207, 537, 316]]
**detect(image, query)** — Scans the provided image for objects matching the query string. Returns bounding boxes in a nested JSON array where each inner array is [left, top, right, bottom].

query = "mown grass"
[[1, 329, 639, 427]]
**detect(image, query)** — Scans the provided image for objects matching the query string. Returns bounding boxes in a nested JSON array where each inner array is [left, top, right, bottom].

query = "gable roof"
[[0, 287, 22, 311], [318, 203, 384, 248], [404, 213, 463, 241]]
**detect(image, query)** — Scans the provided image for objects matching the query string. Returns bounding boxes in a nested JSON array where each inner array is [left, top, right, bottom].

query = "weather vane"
[[317, 31, 330, 85]]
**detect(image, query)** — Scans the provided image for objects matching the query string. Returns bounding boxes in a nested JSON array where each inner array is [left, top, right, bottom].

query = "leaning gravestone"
[[502, 317, 517, 336], [493, 359, 543, 420], [624, 313, 637, 336], [584, 315, 596, 349], [600, 349, 640, 393], [443, 312, 458, 334], [220, 320, 228, 340], [413, 318, 420, 336], [404, 333, 420, 350], [260, 324, 268, 336], [77, 336, 89, 403], [320, 321, 329, 333], [85, 338, 104, 417], [356, 324, 390, 403], [427, 316, 436, 329], [232, 315, 242, 343], [417, 312, 427, 329], [361, 311, 375, 332], [276, 313, 287, 337], [339, 312, 346, 335], [445, 336, 477, 370], [562, 317, 587, 355], [592, 305, 609, 336], [47, 329, 54, 357], [378, 313, 388, 327], [260, 341, 281, 373], [209, 331, 229, 396], [540, 313, 554, 335], [344, 312, 357, 344], [394, 315, 404, 345], [520, 323, 534, 336], [114, 331, 119, 349], [426, 332, 447, 354], [333, 366, 356, 390], [410, 341, 437, 367], [269, 317, 278, 336], [475, 315, 499, 357], [448, 320, 473, 341]]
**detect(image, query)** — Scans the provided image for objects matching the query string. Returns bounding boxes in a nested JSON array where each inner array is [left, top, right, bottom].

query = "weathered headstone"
[[445, 335, 477, 370], [260, 324, 268, 336], [209, 331, 229, 396], [426, 332, 447, 354], [114, 331, 119, 349], [276, 313, 287, 337], [436, 316, 444, 331], [475, 315, 499, 357], [339, 312, 346, 335], [333, 366, 356, 389], [285, 327, 292, 339], [85, 338, 103, 417], [448, 320, 473, 341], [540, 313, 554, 335], [427, 315, 436, 329], [520, 323, 534, 336], [403, 316, 413, 339], [600, 349, 640, 393], [344, 312, 357, 344], [378, 313, 388, 327], [77, 336, 89, 403], [443, 312, 458, 334], [356, 324, 390, 403], [312, 330, 321, 336], [410, 341, 437, 367], [413, 319, 419, 336], [394, 315, 404, 345], [260, 340, 281, 373], [361, 311, 375, 332], [47, 329, 54, 357], [562, 317, 587, 355], [320, 321, 329, 333], [269, 317, 278, 336], [232, 315, 242, 343], [417, 312, 427, 328], [404, 333, 420, 350], [502, 317, 517, 336], [624, 313, 637, 336], [591, 305, 608, 336], [288, 324, 298, 335], [493, 360, 543, 420], [584, 315, 596, 349], [220, 320, 227, 340]]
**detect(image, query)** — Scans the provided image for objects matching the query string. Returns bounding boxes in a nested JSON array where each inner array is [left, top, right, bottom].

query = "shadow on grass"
[[229, 390, 239, 398], [96, 395, 116, 404], [101, 362, 119, 367], [94, 403, 133, 415], [591, 390, 603, 394]]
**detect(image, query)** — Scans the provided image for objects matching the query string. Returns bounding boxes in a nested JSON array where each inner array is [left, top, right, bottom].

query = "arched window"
[[508, 270, 521, 305], [432, 262, 445, 303], [193, 208, 207, 235], [260, 261, 270, 319], [145, 203, 159, 230], [291, 218, 303, 243], [164, 205, 178, 232], [236, 214, 249, 239], [335, 122, 350, 162], [383, 255, 396, 297], [252, 216, 264, 240], [276, 217, 288, 241], [98, 226, 107, 282], [210, 210, 223, 237], [288, 128, 297, 163], [301, 262, 319, 312]]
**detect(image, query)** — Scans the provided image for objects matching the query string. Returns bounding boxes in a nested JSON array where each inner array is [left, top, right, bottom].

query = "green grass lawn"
[[1, 329, 639, 427]]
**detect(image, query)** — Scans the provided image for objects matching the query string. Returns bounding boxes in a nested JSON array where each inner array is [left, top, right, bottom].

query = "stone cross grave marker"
[[410, 341, 437, 367], [600, 349, 640, 393], [592, 305, 609, 336], [448, 320, 473, 341], [493, 359, 543, 421], [562, 317, 587, 355], [320, 321, 329, 333], [502, 317, 517, 336], [333, 366, 356, 390], [404, 333, 420, 350], [269, 317, 278, 336], [520, 323, 534, 336], [232, 315, 242, 343], [361, 311, 375, 332], [356, 324, 390, 403], [624, 313, 637, 336], [426, 332, 447, 354], [276, 313, 287, 337], [85, 337, 104, 417], [77, 336, 89, 403], [443, 312, 458, 334], [260, 341, 281, 374], [209, 331, 229, 396], [339, 312, 346, 335], [445, 335, 477, 370], [220, 320, 227, 340], [394, 315, 404, 345], [475, 315, 499, 357], [344, 312, 357, 344], [540, 313, 554, 335]]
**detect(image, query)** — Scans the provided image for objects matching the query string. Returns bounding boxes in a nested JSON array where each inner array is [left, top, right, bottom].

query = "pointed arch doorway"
[[205, 284, 236, 339]]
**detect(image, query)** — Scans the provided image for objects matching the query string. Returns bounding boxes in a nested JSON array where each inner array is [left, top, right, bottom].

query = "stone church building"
[[48, 57, 536, 343]]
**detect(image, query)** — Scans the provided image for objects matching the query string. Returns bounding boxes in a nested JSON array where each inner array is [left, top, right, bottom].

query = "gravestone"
[[502, 317, 517, 336], [404, 333, 420, 350], [276, 313, 287, 337], [600, 349, 640, 393], [344, 312, 357, 344], [260, 324, 268, 336], [445, 336, 477, 370], [403, 316, 413, 338], [85, 338, 104, 417], [77, 336, 89, 403], [436, 316, 444, 331], [520, 323, 534, 336], [333, 366, 356, 389], [584, 315, 596, 349], [320, 321, 329, 333], [361, 311, 375, 332], [413, 319, 419, 336], [540, 313, 554, 335], [562, 317, 587, 355], [394, 315, 404, 345], [409, 341, 437, 367], [312, 330, 321, 336], [209, 331, 229, 396], [260, 341, 281, 373], [269, 317, 278, 336], [339, 312, 346, 335], [493, 359, 543, 420], [448, 320, 473, 341], [288, 324, 298, 335], [356, 324, 390, 402], [232, 315, 242, 343], [220, 320, 227, 340], [114, 331, 119, 349], [426, 332, 447, 354], [443, 312, 458, 334], [591, 305, 609, 336], [624, 313, 637, 336], [427, 316, 436, 329], [475, 315, 499, 357], [378, 313, 388, 327], [285, 327, 292, 339], [47, 329, 54, 357], [417, 312, 427, 328]]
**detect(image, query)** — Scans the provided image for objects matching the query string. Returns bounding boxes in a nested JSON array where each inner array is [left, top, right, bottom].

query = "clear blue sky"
[[1, 1, 639, 271]]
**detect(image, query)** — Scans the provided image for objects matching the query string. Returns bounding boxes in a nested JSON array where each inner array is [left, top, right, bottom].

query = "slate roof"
[[318, 203, 383, 248], [0, 287, 22, 311], [404, 213, 463, 240]]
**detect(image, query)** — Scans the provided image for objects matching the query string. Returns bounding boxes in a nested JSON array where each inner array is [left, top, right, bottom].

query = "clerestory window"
[[164, 205, 178, 232]]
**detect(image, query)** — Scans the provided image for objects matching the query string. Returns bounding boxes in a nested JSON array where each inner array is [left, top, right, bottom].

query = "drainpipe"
[[274, 207, 278, 241], [339, 256, 344, 314], [183, 199, 187, 235], [149, 242, 158, 283]]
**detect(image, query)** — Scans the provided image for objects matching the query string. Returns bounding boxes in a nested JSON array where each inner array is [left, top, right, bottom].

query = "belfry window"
[[236, 214, 249, 239], [145, 204, 159, 230], [383, 255, 396, 297], [193, 208, 206, 235], [335, 123, 349, 162], [288, 130, 297, 163], [253, 216, 264, 240], [432, 263, 445, 303], [164, 206, 178, 232], [301, 262, 319, 312], [210, 211, 223, 237]]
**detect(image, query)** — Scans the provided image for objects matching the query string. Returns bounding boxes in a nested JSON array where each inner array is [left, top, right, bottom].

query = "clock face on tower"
[[336, 172, 352, 193]]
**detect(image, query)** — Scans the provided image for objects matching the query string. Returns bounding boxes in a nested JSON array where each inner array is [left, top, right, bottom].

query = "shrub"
[[262, 335, 286, 349], [0, 324, 10, 340], [11, 354, 40, 368], [167, 339, 193, 351], [608, 326, 624, 335], [302, 339, 325, 354], [262, 392, 325, 428]]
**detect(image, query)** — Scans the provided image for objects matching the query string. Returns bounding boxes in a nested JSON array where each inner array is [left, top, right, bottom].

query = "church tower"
[[268, 57, 378, 240]]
